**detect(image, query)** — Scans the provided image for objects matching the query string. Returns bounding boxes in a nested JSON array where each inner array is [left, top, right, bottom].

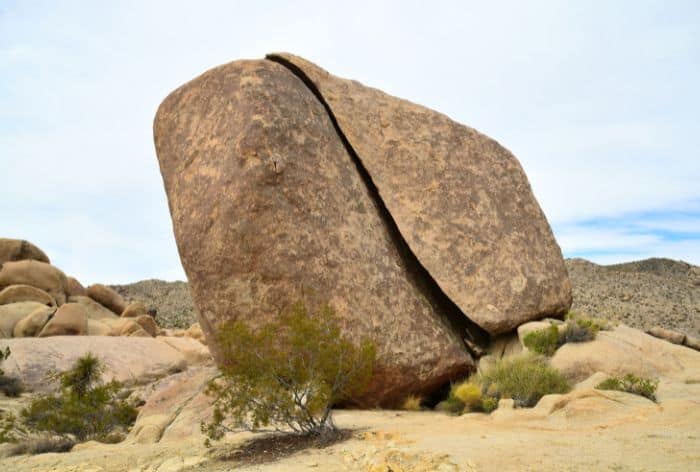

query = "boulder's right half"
[[267, 53, 572, 335], [154, 59, 473, 406]]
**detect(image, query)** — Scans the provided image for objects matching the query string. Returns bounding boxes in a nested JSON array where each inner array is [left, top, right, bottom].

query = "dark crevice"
[[266, 54, 489, 358]]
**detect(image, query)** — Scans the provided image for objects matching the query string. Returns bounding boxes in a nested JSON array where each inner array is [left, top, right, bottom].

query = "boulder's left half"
[[154, 59, 472, 406]]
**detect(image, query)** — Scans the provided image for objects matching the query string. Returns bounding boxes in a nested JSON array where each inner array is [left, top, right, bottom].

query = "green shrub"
[[480, 396, 499, 413], [523, 325, 560, 356], [434, 397, 464, 415], [451, 382, 481, 410], [596, 374, 658, 401], [21, 353, 138, 442], [201, 302, 376, 444], [566, 312, 612, 333], [524, 320, 598, 356], [475, 354, 570, 407]]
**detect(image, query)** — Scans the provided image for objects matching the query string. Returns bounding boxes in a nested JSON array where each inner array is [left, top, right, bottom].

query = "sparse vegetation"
[[596, 374, 658, 401], [524, 313, 607, 356], [400, 395, 424, 411], [523, 325, 561, 356], [473, 354, 570, 408], [20, 353, 139, 443], [201, 301, 376, 445], [0, 346, 23, 397]]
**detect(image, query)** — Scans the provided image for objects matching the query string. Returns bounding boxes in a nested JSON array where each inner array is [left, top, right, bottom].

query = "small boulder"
[[87, 283, 126, 315], [134, 315, 158, 337], [68, 295, 119, 321], [38, 303, 88, 337], [647, 326, 686, 345], [684, 335, 700, 351], [0, 284, 56, 307], [104, 318, 150, 337], [64, 276, 87, 298], [0, 301, 46, 337], [13, 305, 56, 337], [0, 260, 67, 305], [87, 319, 114, 336], [0, 238, 50, 265], [121, 301, 148, 318]]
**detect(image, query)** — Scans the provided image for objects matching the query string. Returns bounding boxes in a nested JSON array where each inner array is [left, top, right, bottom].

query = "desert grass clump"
[[475, 354, 570, 408], [566, 312, 612, 333], [451, 382, 482, 411], [20, 353, 138, 443], [201, 301, 376, 445], [523, 325, 560, 356], [400, 395, 424, 411], [596, 374, 658, 401]]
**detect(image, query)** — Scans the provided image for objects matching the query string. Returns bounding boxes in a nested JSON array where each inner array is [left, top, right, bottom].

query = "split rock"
[[154, 58, 472, 406], [38, 302, 88, 337], [0, 260, 67, 305]]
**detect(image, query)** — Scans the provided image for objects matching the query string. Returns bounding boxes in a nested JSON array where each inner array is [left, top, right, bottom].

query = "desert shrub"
[[0, 346, 23, 397], [400, 395, 423, 411], [561, 321, 595, 343], [475, 354, 570, 407], [523, 325, 560, 356], [596, 374, 658, 401], [434, 397, 464, 415], [566, 312, 612, 333], [524, 320, 598, 356], [480, 396, 499, 413], [451, 382, 481, 410], [202, 302, 376, 444], [21, 353, 138, 442]]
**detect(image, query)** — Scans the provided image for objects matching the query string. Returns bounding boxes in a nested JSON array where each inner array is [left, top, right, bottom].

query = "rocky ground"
[[2, 324, 699, 471], [567, 257, 700, 336]]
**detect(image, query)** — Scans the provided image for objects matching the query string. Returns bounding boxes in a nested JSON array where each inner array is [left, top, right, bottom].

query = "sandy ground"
[[2, 378, 698, 472]]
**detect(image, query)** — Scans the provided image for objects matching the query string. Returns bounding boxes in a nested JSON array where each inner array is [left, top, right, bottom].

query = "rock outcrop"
[[154, 54, 571, 405], [0, 238, 50, 265], [0, 238, 175, 340]]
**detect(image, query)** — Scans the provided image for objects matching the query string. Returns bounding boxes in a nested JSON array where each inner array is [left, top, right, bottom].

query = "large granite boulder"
[[87, 283, 127, 315], [155, 59, 472, 406], [0, 238, 50, 265], [267, 53, 571, 334], [154, 54, 571, 405], [0, 260, 67, 305], [0, 301, 46, 337]]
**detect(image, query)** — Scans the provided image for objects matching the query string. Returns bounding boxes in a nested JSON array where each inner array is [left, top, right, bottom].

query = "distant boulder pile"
[[0, 237, 160, 338]]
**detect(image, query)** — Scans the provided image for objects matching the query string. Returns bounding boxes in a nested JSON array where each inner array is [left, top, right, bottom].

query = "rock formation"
[[154, 54, 572, 406], [0, 238, 176, 340]]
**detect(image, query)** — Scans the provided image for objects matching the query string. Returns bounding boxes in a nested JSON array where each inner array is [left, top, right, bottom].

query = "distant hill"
[[567, 257, 699, 336], [113, 257, 700, 335], [110, 279, 197, 329]]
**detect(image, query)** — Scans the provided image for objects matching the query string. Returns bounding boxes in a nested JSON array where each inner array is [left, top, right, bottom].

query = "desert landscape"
[[1, 50, 699, 471], [2, 3, 699, 471]]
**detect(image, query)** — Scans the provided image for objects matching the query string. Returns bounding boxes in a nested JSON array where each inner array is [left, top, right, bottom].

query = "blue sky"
[[1, 1, 699, 283]]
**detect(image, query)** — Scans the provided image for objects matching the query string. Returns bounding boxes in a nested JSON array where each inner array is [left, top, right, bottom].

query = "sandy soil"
[[3, 377, 698, 472]]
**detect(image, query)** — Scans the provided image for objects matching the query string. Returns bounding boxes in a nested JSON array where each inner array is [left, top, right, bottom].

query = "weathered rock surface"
[[87, 283, 127, 315], [68, 295, 120, 321], [0, 301, 46, 337], [0, 260, 67, 305], [0, 336, 210, 392], [0, 238, 49, 265], [64, 276, 87, 297], [267, 53, 571, 335], [0, 284, 56, 307], [38, 302, 88, 337], [550, 325, 700, 383], [13, 305, 56, 337], [154, 58, 473, 405], [121, 300, 147, 318]]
